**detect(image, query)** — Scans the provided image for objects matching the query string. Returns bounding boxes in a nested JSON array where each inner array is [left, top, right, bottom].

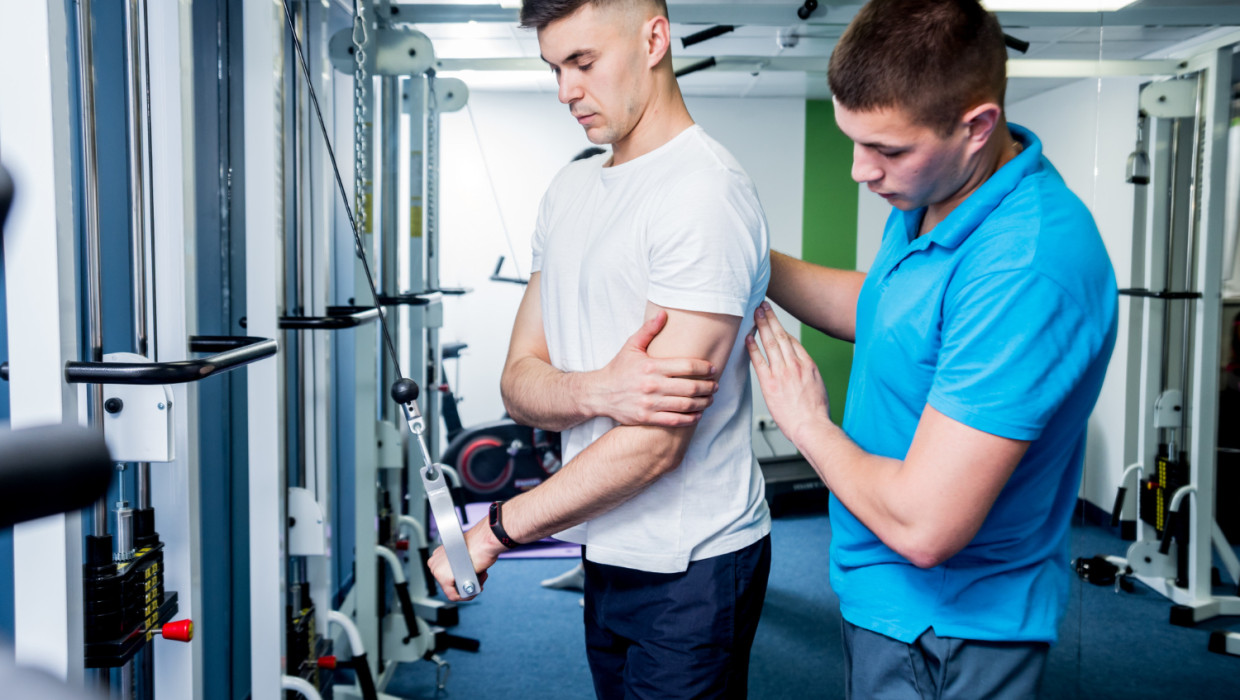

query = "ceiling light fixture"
[[982, 0, 1137, 11]]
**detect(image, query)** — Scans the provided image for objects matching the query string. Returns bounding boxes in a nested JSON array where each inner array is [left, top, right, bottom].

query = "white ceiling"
[[400, 1, 1240, 102]]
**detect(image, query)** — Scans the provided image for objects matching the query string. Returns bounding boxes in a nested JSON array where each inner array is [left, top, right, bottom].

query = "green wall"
[[801, 100, 857, 425]]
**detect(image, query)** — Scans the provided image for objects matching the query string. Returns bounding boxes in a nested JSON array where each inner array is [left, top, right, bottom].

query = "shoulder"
[[950, 168, 1116, 336], [964, 158, 1108, 281], [658, 129, 761, 210], [547, 153, 604, 192]]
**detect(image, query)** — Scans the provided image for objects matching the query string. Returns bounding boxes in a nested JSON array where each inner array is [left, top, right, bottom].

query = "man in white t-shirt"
[[427, 0, 772, 695]]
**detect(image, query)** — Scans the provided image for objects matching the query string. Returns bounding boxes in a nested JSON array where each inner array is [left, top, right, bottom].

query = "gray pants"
[[842, 621, 1048, 700]]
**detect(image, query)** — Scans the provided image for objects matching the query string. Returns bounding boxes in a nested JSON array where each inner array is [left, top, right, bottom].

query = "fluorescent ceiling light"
[[982, 0, 1137, 10]]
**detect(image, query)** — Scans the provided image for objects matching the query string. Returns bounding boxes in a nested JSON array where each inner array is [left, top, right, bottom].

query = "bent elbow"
[[895, 534, 965, 570], [498, 373, 525, 423], [645, 437, 690, 481], [904, 548, 949, 570]]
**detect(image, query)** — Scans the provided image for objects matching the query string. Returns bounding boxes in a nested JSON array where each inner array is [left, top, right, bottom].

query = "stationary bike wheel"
[[457, 436, 514, 496]]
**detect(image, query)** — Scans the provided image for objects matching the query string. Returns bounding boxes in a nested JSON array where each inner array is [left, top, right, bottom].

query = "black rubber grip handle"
[[453, 486, 470, 524], [1111, 486, 1128, 528], [350, 652, 379, 700], [1159, 509, 1179, 555], [395, 581, 420, 643], [419, 547, 438, 597]]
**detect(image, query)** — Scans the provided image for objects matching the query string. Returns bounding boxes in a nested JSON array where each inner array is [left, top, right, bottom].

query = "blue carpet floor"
[[385, 513, 1239, 699]]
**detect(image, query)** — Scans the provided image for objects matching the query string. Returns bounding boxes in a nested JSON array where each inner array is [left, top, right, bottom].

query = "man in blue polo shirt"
[[746, 0, 1117, 697]]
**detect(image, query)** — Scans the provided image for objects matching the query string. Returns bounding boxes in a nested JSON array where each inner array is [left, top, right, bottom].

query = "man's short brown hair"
[[828, 0, 1007, 136], [520, 0, 667, 30]]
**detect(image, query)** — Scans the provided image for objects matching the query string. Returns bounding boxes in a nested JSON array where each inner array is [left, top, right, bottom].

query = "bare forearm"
[[501, 424, 688, 543], [500, 356, 595, 432], [790, 417, 937, 566], [768, 250, 864, 342]]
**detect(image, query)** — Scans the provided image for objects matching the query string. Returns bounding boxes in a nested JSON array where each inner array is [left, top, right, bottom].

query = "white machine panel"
[[101, 352, 175, 463], [288, 487, 326, 556]]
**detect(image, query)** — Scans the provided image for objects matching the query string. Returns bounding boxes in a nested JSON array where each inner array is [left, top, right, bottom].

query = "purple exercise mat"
[[427, 500, 583, 559]]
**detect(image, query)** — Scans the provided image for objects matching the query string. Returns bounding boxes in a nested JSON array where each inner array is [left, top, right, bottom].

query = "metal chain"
[[352, 3, 369, 235]]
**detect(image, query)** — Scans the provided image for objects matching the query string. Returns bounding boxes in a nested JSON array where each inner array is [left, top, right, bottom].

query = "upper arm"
[[930, 269, 1110, 441], [502, 271, 550, 375], [642, 301, 741, 375], [896, 405, 1029, 566], [768, 251, 865, 342], [627, 301, 743, 469]]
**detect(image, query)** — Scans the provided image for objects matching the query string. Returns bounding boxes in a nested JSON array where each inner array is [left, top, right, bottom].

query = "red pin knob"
[[317, 656, 337, 670], [394, 539, 409, 551], [161, 619, 194, 642]]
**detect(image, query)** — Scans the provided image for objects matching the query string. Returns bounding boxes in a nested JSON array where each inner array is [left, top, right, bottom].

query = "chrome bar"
[[75, 0, 109, 538]]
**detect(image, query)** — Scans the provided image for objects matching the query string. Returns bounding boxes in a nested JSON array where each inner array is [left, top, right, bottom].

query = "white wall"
[[1007, 77, 1143, 509], [438, 92, 807, 437], [855, 182, 889, 272]]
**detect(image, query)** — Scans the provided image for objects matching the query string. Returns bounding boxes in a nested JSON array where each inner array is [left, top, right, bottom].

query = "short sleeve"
[[927, 269, 1103, 441], [530, 187, 553, 275], [646, 170, 768, 317]]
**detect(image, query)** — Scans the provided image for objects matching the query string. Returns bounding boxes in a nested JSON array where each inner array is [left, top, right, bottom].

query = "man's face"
[[538, 3, 648, 146], [833, 100, 970, 212]]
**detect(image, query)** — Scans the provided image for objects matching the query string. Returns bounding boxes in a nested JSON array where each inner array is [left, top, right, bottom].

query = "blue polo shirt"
[[832, 124, 1118, 644]]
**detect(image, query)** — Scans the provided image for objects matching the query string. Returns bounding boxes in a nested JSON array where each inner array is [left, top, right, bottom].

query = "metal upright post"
[[403, 76, 428, 527], [2, 0, 86, 683], [1184, 45, 1232, 611], [379, 75, 400, 424], [77, 0, 109, 543], [245, 0, 290, 696], [424, 75, 443, 461], [144, 0, 205, 694]]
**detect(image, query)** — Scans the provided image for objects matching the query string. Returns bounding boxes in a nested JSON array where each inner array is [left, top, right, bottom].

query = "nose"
[[851, 143, 882, 185], [557, 70, 582, 105]]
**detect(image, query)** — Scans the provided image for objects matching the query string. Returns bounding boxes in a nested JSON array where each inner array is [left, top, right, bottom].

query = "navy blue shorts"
[[582, 535, 772, 700]]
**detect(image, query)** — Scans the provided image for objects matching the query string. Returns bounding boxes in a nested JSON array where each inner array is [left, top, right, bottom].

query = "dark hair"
[[520, 0, 667, 30], [828, 0, 1007, 136]]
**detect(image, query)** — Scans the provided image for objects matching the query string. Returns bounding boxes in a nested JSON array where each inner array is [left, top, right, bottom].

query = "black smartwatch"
[[489, 500, 520, 549]]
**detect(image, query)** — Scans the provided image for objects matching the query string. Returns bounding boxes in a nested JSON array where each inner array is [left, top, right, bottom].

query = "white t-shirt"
[[531, 125, 772, 573]]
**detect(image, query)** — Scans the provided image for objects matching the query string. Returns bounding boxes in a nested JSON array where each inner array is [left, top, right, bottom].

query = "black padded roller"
[[0, 423, 111, 528]]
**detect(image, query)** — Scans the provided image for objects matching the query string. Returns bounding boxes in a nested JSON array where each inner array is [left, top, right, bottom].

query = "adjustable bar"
[[188, 335, 269, 353], [1118, 288, 1203, 299], [278, 305, 381, 329], [377, 291, 442, 306], [63, 337, 277, 385], [377, 287, 470, 306]]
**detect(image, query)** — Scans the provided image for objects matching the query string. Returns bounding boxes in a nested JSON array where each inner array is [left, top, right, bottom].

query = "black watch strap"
[[489, 500, 520, 549]]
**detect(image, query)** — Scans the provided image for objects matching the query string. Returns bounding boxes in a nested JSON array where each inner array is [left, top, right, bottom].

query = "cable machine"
[[2, 2, 277, 699], [1092, 42, 1240, 657]]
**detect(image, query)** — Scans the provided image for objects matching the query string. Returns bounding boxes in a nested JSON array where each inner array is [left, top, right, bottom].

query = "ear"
[[961, 102, 1002, 153], [645, 15, 671, 68]]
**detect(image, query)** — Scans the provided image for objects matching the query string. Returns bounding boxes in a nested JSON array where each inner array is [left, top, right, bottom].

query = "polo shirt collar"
[[899, 123, 1042, 251]]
